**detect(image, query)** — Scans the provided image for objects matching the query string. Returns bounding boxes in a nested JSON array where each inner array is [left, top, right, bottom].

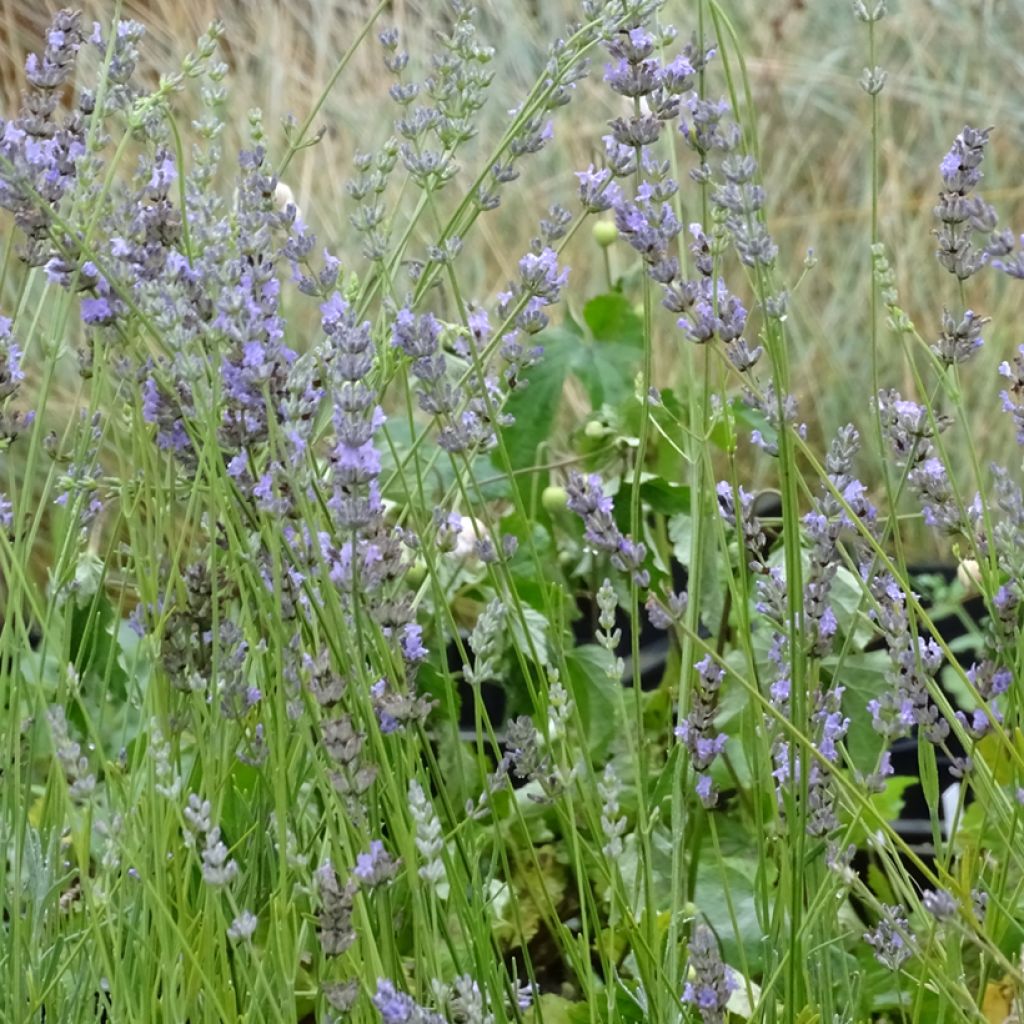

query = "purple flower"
[[148, 150, 177, 198], [816, 702, 849, 763], [604, 56, 662, 98], [400, 623, 428, 664], [864, 904, 912, 970], [802, 425, 876, 653], [694, 773, 714, 804], [353, 840, 398, 888], [805, 686, 849, 836], [606, 26, 657, 65], [646, 587, 688, 629], [876, 389, 969, 534], [392, 307, 441, 360], [80, 294, 116, 326], [676, 655, 728, 806], [679, 94, 740, 158], [933, 307, 986, 365], [602, 25, 686, 129], [935, 125, 995, 278], [575, 164, 622, 212], [661, 53, 696, 92], [516, 247, 569, 304], [566, 471, 614, 519], [998, 345, 1024, 444], [861, 750, 895, 794], [610, 535, 650, 588], [922, 888, 958, 921], [711, 155, 777, 267], [767, 637, 791, 707], [566, 471, 648, 587], [908, 456, 963, 533], [372, 979, 443, 1024], [614, 194, 681, 264], [23, 11, 82, 90], [678, 277, 749, 349], [866, 573, 949, 743], [602, 134, 637, 177], [508, 116, 553, 158], [608, 112, 665, 148], [716, 480, 770, 559], [955, 659, 1011, 738], [467, 306, 491, 343], [0, 317, 25, 402], [939, 125, 991, 195], [682, 924, 737, 1024], [991, 234, 1024, 279], [876, 388, 949, 464]]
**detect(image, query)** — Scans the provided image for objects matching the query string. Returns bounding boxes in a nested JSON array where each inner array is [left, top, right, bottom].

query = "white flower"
[[449, 515, 487, 564], [227, 910, 258, 942], [273, 180, 301, 220]]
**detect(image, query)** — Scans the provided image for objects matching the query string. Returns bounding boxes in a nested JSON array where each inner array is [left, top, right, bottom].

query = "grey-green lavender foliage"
[[1, 1, 1024, 1021]]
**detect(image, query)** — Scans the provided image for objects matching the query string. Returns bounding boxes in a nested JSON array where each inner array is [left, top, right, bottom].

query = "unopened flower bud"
[[957, 558, 982, 594], [541, 485, 568, 514], [592, 220, 618, 247]]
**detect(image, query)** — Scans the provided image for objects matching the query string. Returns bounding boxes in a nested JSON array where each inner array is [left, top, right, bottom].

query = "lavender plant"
[[1, 3, 1024, 1023]]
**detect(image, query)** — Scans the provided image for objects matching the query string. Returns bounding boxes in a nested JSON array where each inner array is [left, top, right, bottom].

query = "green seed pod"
[[592, 220, 618, 247], [541, 485, 568, 513]]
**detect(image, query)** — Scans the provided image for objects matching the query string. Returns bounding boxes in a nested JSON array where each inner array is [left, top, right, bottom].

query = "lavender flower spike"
[[517, 247, 569, 304], [566, 470, 649, 587], [682, 923, 737, 1024], [373, 979, 444, 1024], [934, 124, 995, 279], [675, 654, 728, 807], [864, 903, 912, 970]]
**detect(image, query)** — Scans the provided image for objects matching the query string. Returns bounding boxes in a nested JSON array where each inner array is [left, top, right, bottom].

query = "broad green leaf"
[[582, 292, 644, 348], [734, 399, 776, 449], [499, 327, 576, 472], [68, 588, 129, 701], [638, 477, 690, 516], [571, 339, 643, 408], [844, 775, 917, 845], [525, 994, 585, 1024], [669, 511, 725, 638], [866, 861, 896, 905], [706, 396, 745, 453], [417, 660, 460, 724], [618, 827, 768, 969], [567, 293, 645, 406], [380, 419, 509, 501], [827, 563, 875, 648], [509, 605, 552, 667], [975, 727, 1024, 785], [647, 743, 683, 814], [617, 828, 673, 916], [823, 651, 890, 774], [564, 644, 625, 760], [693, 853, 769, 972]]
